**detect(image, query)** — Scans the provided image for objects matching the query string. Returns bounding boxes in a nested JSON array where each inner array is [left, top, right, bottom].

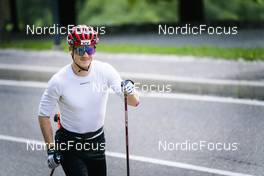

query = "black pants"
[[61, 151, 106, 176], [55, 127, 107, 176]]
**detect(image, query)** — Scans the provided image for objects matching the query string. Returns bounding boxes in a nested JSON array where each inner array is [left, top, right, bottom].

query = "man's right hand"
[[47, 148, 61, 169]]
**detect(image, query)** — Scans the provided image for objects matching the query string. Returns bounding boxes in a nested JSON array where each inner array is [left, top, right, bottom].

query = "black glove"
[[47, 147, 61, 169], [121, 80, 135, 95]]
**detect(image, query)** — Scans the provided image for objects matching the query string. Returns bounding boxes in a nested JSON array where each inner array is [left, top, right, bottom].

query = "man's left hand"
[[121, 80, 135, 95]]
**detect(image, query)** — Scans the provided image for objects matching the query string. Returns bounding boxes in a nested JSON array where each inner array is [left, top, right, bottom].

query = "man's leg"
[[84, 132, 107, 176], [86, 157, 107, 176], [61, 151, 88, 176]]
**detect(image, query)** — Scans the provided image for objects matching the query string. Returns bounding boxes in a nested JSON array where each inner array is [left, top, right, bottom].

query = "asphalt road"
[[1, 49, 264, 81], [0, 83, 263, 176]]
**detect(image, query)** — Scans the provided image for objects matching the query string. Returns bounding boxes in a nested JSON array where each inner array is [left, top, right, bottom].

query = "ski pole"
[[49, 113, 60, 176], [50, 168, 55, 176], [124, 94, 130, 176]]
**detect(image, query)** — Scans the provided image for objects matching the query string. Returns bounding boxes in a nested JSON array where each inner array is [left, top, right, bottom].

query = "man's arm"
[[105, 63, 140, 106], [39, 116, 61, 169], [38, 116, 54, 149], [38, 75, 61, 148]]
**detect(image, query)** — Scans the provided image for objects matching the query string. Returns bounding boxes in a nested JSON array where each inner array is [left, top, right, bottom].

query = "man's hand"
[[47, 147, 61, 169], [121, 80, 135, 95]]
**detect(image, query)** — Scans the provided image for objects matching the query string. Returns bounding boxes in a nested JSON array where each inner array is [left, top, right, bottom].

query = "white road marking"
[[121, 72, 264, 86], [0, 134, 253, 176], [140, 92, 264, 107], [0, 79, 264, 106], [0, 63, 263, 86], [96, 53, 205, 63], [0, 63, 58, 72], [0, 79, 47, 88]]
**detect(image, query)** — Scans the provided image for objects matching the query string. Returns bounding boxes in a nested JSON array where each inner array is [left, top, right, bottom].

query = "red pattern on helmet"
[[67, 25, 99, 46]]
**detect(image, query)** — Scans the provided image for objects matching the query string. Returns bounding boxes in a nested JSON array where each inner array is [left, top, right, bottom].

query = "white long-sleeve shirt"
[[38, 60, 122, 133]]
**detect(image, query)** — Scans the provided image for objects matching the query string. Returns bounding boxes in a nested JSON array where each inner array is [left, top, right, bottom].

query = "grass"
[[97, 44, 264, 61], [0, 40, 264, 61], [0, 40, 53, 50]]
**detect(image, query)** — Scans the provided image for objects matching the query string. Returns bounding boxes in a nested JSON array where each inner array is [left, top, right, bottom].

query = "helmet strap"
[[72, 46, 91, 72]]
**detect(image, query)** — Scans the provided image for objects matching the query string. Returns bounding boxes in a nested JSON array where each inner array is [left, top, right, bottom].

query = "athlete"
[[38, 25, 139, 176]]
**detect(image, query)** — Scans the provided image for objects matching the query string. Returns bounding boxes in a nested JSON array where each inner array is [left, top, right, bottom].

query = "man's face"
[[73, 45, 95, 67]]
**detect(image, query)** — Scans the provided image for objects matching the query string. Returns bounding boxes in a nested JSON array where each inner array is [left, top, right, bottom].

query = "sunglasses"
[[74, 46, 96, 56]]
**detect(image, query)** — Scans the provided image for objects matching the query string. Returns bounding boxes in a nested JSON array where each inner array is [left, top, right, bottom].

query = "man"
[[38, 25, 139, 176]]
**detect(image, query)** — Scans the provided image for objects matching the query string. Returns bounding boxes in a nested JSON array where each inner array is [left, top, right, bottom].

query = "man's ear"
[[69, 46, 74, 59], [71, 51, 74, 59]]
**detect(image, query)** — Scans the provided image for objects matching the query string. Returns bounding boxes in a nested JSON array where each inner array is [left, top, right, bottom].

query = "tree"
[[57, 0, 76, 26], [179, 0, 204, 23], [9, 0, 19, 32], [0, 0, 9, 42], [51, 0, 76, 46]]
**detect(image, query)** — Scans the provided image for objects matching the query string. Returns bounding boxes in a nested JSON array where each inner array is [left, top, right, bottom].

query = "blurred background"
[[0, 0, 264, 59], [1, 0, 264, 28], [0, 1, 264, 176]]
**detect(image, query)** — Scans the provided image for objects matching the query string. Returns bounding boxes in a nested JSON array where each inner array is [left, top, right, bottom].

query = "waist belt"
[[60, 126, 104, 140]]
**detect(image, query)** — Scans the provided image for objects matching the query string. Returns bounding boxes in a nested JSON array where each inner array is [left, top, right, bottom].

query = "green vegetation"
[[204, 0, 264, 22], [15, 0, 52, 30], [77, 0, 178, 25], [1, 40, 263, 61], [11, 0, 264, 30]]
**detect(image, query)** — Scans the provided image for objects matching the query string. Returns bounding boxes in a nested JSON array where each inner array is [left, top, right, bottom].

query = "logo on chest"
[[80, 81, 91, 85]]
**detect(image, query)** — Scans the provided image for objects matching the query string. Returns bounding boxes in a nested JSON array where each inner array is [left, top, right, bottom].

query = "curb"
[[0, 64, 263, 100]]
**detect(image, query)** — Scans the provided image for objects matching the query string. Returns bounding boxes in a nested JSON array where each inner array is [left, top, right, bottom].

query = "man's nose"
[[83, 52, 89, 57]]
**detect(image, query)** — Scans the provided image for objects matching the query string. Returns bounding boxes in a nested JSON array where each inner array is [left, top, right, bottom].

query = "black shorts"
[[55, 127, 107, 176]]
